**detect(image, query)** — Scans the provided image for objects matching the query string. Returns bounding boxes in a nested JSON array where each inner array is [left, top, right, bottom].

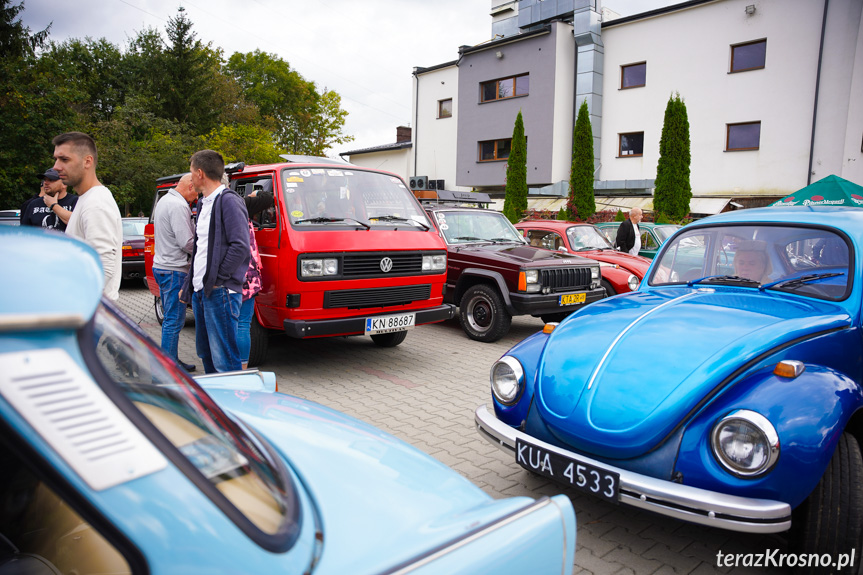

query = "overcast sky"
[[20, 0, 675, 158]]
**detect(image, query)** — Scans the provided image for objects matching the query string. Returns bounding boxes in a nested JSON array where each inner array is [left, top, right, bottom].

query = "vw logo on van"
[[380, 257, 393, 273]]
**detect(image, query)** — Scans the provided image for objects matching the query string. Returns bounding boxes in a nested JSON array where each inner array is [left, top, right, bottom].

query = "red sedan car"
[[515, 220, 651, 295]]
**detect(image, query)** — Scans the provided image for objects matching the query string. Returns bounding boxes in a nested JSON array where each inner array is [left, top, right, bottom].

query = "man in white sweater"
[[52, 132, 123, 301]]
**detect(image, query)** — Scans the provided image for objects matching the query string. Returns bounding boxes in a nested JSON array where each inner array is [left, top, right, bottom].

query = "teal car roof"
[[0, 226, 103, 323]]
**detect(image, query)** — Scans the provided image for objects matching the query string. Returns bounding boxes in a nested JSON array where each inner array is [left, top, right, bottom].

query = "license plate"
[[559, 293, 586, 306], [364, 312, 416, 335], [516, 438, 619, 502]]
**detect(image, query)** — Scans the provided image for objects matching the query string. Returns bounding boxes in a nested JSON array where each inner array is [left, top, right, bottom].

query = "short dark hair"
[[190, 150, 225, 182], [52, 132, 99, 165]]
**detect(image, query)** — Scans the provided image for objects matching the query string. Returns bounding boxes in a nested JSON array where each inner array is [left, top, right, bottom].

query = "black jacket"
[[615, 219, 637, 253]]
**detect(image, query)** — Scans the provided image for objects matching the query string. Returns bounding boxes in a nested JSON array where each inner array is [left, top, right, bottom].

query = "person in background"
[[21, 168, 77, 231], [52, 132, 122, 301], [615, 207, 643, 256], [733, 243, 772, 284], [152, 173, 198, 372], [181, 150, 249, 373], [239, 181, 274, 369]]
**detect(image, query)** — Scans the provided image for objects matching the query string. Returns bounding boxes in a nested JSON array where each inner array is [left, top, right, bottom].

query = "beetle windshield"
[[566, 225, 614, 251], [650, 224, 852, 300], [432, 210, 525, 244], [282, 168, 431, 229], [88, 305, 296, 538]]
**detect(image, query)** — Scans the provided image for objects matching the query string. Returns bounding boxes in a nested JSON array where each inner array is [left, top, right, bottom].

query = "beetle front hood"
[[532, 288, 852, 459], [209, 390, 546, 574]]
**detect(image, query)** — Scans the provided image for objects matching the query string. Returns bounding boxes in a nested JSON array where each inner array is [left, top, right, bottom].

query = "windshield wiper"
[[369, 215, 429, 230], [489, 237, 521, 243], [687, 274, 760, 287], [760, 272, 845, 291], [295, 216, 371, 229], [453, 236, 483, 241]]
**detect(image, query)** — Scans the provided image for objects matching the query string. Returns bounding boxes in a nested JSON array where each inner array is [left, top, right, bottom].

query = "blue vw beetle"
[[477, 206, 863, 561], [0, 226, 576, 575]]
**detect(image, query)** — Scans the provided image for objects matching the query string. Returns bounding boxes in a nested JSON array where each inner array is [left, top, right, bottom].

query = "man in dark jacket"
[[615, 207, 643, 255], [181, 150, 249, 373]]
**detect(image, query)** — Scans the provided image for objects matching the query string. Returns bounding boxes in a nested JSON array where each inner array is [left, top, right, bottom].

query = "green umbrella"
[[770, 175, 863, 207]]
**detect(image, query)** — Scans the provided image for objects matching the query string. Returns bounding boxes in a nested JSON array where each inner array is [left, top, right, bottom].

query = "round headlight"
[[711, 410, 779, 477], [627, 274, 639, 291], [490, 356, 524, 405]]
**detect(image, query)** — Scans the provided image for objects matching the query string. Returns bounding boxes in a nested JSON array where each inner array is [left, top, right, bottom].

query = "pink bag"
[[242, 221, 263, 301]]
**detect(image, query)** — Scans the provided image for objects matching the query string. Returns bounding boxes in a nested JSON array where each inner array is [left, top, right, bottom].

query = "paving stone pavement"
[[119, 282, 793, 575]]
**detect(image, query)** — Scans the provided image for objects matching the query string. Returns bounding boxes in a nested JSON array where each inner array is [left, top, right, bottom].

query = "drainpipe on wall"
[[807, 0, 829, 185], [412, 69, 420, 178]]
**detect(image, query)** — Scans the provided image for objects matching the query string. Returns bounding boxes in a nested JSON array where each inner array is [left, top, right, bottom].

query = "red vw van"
[[145, 157, 454, 365]]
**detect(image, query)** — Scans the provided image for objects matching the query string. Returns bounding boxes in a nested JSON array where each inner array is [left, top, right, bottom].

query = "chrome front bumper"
[[475, 404, 792, 534]]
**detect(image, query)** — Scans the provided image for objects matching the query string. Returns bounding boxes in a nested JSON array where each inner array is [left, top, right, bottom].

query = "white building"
[[343, 0, 863, 216]]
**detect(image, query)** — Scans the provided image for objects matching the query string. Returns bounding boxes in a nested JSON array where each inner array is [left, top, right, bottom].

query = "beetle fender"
[[675, 364, 863, 509]]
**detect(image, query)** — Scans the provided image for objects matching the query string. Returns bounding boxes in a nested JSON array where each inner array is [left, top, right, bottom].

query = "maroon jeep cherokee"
[[422, 192, 605, 342]]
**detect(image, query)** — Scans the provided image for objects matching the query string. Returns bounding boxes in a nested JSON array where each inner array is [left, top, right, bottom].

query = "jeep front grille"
[[541, 268, 592, 291], [325, 285, 432, 309]]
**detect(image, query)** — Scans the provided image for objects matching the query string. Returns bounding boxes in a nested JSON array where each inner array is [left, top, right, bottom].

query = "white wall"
[[600, 0, 826, 197], [412, 65, 468, 191], [345, 149, 411, 181]]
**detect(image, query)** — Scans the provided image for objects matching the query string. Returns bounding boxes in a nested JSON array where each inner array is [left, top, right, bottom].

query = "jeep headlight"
[[711, 410, 779, 477], [627, 274, 639, 291], [422, 254, 447, 271], [301, 258, 339, 277], [519, 270, 541, 293], [591, 266, 601, 289], [490, 356, 524, 405]]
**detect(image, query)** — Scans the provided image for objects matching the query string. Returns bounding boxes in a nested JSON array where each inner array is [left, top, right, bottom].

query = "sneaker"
[[180, 361, 196, 372]]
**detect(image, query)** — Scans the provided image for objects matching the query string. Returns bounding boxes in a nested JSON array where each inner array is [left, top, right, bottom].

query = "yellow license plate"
[[560, 293, 586, 306]]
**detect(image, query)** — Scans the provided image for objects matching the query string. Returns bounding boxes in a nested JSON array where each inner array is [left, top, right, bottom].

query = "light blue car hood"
[[209, 389, 533, 575], [533, 288, 851, 459]]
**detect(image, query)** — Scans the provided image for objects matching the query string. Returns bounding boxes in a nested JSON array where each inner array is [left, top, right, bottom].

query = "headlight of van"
[[711, 410, 779, 477], [490, 356, 524, 405], [301, 258, 339, 277], [422, 254, 447, 271]]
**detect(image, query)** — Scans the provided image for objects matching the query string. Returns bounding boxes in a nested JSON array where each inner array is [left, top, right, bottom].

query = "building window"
[[726, 122, 761, 151], [438, 99, 452, 119], [621, 62, 646, 89], [479, 138, 513, 161], [619, 132, 644, 157], [480, 74, 529, 102], [730, 39, 766, 72]]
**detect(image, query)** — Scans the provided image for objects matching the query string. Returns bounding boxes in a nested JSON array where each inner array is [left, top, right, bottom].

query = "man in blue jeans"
[[181, 150, 249, 373], [152, 173, 198, 371]]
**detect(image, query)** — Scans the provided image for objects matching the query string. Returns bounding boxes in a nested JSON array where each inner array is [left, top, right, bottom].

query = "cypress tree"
[[568, 99, 596, 220], [654, 93, 692, 221], [503, 110, 528, 223]]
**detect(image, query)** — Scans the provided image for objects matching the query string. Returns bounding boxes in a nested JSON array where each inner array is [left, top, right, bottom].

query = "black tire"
[[247, 315, 269, 367], [601, 279, 617, 297], [154, 296, 165, 325], [791, 433, 863, 574], [540, 313, 569, 324], [371, 330, 408, 347], [459, 284, 512, 343]]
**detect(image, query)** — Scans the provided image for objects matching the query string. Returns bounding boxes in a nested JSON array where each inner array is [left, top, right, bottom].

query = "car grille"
[[343, 252, 424, 277], [324, 285, 432, 309], [541, 268, 592, 291]]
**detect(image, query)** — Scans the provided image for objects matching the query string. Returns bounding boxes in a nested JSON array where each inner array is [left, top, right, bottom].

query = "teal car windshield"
[[650, 224, 852, 300], [433, 210, 525, 244], [654, 225, 680, 243], [282, 168, 431, 229], [87, 305, 297, 540]]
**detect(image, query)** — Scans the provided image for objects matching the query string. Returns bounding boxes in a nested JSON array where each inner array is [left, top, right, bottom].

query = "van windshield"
[[281, 168, 431, 229]]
